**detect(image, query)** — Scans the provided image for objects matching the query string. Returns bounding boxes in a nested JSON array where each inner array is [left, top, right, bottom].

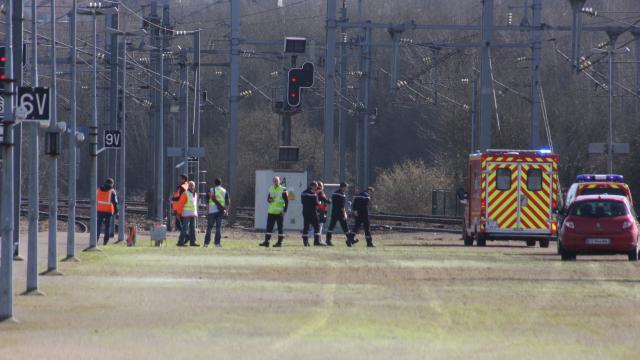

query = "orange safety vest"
[[97, 189, 115, 214], [171, 183, 188, 212]]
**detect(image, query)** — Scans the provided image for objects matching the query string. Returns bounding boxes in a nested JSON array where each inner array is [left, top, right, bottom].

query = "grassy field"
[[1, 230, 639, 359]]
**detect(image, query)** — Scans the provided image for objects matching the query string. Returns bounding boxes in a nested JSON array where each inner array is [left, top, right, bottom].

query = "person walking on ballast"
[[351, 186, 376, 248], [204, 178, 229, 248], [177, 181, 200, 247], [259, 176, 289, 247], [326, 182, 356, 247], [302, 182, 325, 247], [97, 178, 119, 245]]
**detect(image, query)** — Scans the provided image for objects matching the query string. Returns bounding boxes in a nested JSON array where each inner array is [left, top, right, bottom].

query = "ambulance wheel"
[[476, 234, 486, 247], [463, 224, 474, 246], [539, 239, 550, 248], [526, 239, 536, 247]]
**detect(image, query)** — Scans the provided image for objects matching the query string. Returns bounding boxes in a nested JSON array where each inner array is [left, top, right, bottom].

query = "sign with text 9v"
[[18, 87, 51, 121], [104, 130, 122, 148]]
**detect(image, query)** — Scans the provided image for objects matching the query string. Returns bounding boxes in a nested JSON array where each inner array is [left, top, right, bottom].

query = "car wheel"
[[629, 248, 639, 262], [526, 239, 536, 247], [476, 234, 487, 247], [539, 239, 550, 248], [463, 222, 474, 246], [558, 241, 576, 261]]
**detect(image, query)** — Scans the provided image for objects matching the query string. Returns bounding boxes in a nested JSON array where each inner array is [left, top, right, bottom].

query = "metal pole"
[[118, 38, 127, 242], [180, 54, 188, 178], [0, 0, 16, 321], [25, 0, 44, 295], [431, 48, 439, 105], [228, 0, 240, 223], [193, 31, 201, 201], [389, 30, 400, 93], [43, 0, 62, 276], [64, 0, 79, 262], [85, 9, 100, 252], [570, 0, 587, 71], [471, 79, 478, 152], [530, 0, 542, 148], [362, 25, 372, 188], [12, 0, 24, 262], [323, 0, 337, 181], [156, 39, 164, 222], [107, 13, 118, 237], [338, 1, 347, 182], [607, 47, 613, 173], [478, 0, 494, 150], [635, 32, 640, 119]]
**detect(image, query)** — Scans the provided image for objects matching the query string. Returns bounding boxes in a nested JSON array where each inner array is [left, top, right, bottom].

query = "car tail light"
[[622, 221, 633, 230], [564, 221, 575, 229]]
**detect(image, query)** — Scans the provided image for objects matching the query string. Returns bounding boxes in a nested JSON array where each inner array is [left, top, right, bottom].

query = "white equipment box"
[[254, 170, 307, 230]]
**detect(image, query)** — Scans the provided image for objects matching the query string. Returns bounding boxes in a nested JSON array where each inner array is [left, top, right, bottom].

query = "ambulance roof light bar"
[[484, 149, 555, 154], [576, 174, 624, 182]]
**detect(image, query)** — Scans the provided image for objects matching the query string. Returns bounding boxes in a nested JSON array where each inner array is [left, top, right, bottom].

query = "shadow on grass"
[[385, 243, 537, 249]]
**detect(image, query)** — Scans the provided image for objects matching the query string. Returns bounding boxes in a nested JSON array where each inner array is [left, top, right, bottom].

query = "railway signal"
[[0, 46, 6, 91], [287, 62, 314, 107]]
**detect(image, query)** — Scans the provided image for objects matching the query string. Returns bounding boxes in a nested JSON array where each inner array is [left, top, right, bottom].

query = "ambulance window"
[[496, 168, 511, 191], [527, 169, 542, 191]]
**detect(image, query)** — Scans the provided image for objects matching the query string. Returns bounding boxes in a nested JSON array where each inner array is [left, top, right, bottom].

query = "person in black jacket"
[[351, 186, 375, 248], [326, 182, 357, 247], [301, 182, 325, 247]]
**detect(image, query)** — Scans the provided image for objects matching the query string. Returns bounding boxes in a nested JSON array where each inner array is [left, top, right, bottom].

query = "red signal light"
[[0, 57, 5, 62], [291, 76, 297, 83]]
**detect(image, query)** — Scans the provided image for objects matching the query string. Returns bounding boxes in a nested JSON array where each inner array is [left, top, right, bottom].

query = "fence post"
[[431, 189, 437, 215]]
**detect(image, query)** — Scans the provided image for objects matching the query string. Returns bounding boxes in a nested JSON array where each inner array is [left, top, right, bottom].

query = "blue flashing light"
[[576, 174, 624, 182], [538, 148, 552, 154]]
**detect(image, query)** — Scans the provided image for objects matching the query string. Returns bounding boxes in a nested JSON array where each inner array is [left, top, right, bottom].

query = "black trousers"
[[97, 212, 113, 245], [352, 216, 371, 238], [265, 213, 284, 240], [302, 213, 320, 236], [327, 214, 350, 234]]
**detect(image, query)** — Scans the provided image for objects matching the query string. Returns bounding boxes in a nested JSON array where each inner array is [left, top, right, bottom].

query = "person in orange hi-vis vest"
[[97, 178, 119, 245], [177, 181, 200, 247], [171, 174, 189, 231]]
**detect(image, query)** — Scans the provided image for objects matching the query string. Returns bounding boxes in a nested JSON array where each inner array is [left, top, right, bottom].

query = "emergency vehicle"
[[564, 174, 633, 209], [462, 150, 560, 247]]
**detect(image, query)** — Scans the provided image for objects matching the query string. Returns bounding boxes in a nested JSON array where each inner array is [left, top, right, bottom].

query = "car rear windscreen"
[[570, 200, 628, 217], [579, 187, 627, 197]]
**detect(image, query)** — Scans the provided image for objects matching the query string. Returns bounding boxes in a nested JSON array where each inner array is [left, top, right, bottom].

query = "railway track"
[[21, 202, 462, 234]]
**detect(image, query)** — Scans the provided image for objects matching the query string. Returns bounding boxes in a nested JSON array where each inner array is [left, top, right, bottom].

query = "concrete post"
[[0, 0, 16, 322], [25, 0, 44, 295], [64, 0, 79, 262], [43, 0, 62, 277], [12, 0, 24, 262]]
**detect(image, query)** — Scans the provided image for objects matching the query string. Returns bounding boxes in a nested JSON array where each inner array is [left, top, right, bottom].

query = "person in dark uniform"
[[326, 182, 357, 247], [259, 176, 289, 247], [315, 181, 331, 246], [351, 186, 376, 248], [301, 182, 326, 247]]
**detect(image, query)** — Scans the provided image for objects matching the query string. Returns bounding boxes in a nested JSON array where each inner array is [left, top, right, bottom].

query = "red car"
[[558, 195, 639, 261]]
